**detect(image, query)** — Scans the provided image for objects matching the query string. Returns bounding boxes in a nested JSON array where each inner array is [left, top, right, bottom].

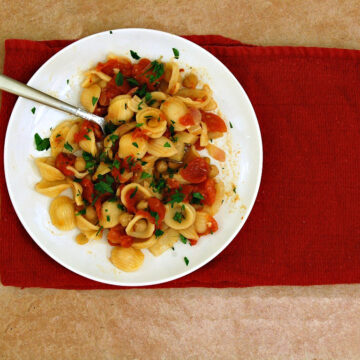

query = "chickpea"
[[119, 213, 134, 227], [183, 73, 198, 89], [209, 165, 219, 178], [85, 206, 97, 224], [75, 157, 86, 172], [134, 219, 147, 233], [137, 200, 148, 210], [156, 160, 168, 173]]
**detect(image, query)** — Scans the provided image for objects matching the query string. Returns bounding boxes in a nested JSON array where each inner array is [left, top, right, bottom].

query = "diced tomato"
[[189, 239, 198, 246], [180, 157, 210, 183], [132, 58, 164, 91], [124, 187, 143, 213], [166, 178, 180, 189], [200, 111, 227, 133], [122, 156, 142, 173], [199, 215, 218, 236], [98, 77, 131, 106], [96, 58, 133, 77], [132, 128, 149, 140], [179, 112, 195, 126], [194, 138, 205, 151], [80, 178, 95, 203], [107, 224, 134, 247], [148, 197, 166, 226], [74, 120, 103, 143], [198, 178, 216, 206], [180, 184, 194, 202], [94, 198, 102, 220], [55, 153, 76, 176]]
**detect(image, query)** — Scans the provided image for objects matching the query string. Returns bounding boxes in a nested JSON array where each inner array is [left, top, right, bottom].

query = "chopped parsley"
[[173, 211, 184, 223], [96, 226, 103, 237], [140, 171, 151, 180], [107, 197, 117, 202], [109, 134, 119, 144], [75, 208, 86, 216], [137, 101, 144, 110], [94, 181, 114, 194], [233, 186, 236, 194], [135, 83, 147, 98], [230, 121, 233, 129], [31, 107, 36, 114], [184, 257, 189, 266], [83, 152, 96, 171], [117, 203, 126, 211], [113, 159, 120, 169], [130, 186, 138, 199], [136, 123, 144, 127], [115, 71, 124, 86], [150, 176, 167, 193], [66, 79, 69, 85], [167, 191, 185, 207], [127, 77, 139, 87], [34, 133, 50, 151], [109, 30, 113, 34], [92, 96, 98, 106], [163, 142, 171, 148], [172, 48, 180, 59], [64, 142, 73, 152], [84, 134, 91, 140], [56, 134, 61, 138], [130, 50, 140, 60], [179, 234, 187, 244], [150, 210, 159, 225], [106, 215, 110, 222], [125, 103, 128, 109], [148, 99, 156, 106], [155, 229, 164, 238], [146, 60, 164, 83], [132, 142, 139, 148], [104, 122, 118, 135], [145, 92, 152, 103], [190, 192, 204, 204]]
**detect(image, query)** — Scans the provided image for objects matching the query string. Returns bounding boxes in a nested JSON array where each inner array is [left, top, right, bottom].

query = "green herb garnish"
[[117, 203, 126, 211], [104, 122, 118, 135], [64, 142, 73, 152], [155, 229, 164, 238], [140, 171, 151, 179], [233, 186, 236, 193], [184, 257, 189, 266], [34, 133, 50, 151], [179, 234, 187, 244], [127, 77, 139, 87], [83, 135, 90, 141], [136, 123, 144, 128], [106, 215, 110, 222], [75, 208, 86, 216], [230, 122, 233, 128], [96, 226, 103, 236], [132, 142, 139, 148], [109, 134, 119, 144], [66, 79, 69, 85], [150, 210, 159, 225], [172, 48, 179, 59], [163, 142, 171, 148], [31, 107, 36, 114], [94, 181, 114, 194], [115, 71, 124, 86], [92, 97, 98, 106], [173, 211, 183, 223], [130, 50, 140, 60], [167, 191, 185, 207], [130, 186, 138, 199]]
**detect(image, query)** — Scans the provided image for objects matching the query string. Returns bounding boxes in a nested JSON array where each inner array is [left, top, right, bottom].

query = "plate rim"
[[4, 28, 263, 286]]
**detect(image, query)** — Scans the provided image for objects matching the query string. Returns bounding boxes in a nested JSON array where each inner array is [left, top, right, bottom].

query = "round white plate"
[[4, 28, 262, 286]]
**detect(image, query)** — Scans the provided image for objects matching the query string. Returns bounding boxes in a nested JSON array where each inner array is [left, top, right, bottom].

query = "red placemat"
[[0, 35, 359, 289]]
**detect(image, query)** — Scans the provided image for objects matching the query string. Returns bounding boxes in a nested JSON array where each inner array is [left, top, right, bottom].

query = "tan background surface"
[[1, 1, 360, 359]]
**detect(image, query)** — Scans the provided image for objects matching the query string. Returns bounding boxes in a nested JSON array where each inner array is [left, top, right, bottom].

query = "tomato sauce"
[[179, 112, 195, 126], [200, 111, 227, 133], [55, 153, 76, 176], [107, 224, 133, 247], [180, 157, 210, 183]]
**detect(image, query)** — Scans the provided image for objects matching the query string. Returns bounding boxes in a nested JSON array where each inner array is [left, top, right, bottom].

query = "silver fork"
[[0, 74, 105, 130]]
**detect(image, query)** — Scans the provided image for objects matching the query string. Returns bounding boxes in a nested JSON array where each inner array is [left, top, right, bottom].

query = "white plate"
[[4, 29, 262, 286]]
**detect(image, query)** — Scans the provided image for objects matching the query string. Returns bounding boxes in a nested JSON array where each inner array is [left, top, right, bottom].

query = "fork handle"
[[0, 74, 104, 124]]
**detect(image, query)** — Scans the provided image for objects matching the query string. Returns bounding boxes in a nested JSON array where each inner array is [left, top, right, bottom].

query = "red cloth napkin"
[[0, 35, 359, 289]]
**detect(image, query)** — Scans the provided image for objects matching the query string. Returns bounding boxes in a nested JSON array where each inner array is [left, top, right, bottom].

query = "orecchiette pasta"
[[33, 52, 229, 272]]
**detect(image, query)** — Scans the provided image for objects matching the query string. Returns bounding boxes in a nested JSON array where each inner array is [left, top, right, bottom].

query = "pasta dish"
[[33, 50, 228, 272]]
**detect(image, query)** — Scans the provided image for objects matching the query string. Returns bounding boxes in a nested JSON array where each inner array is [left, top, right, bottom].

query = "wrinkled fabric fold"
[[0, 36, 359, 289]]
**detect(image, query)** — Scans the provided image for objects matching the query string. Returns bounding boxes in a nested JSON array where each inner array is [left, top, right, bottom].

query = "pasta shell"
[[118, 132, 148, 159], [83, 229, 103, 240], [81, 73, 100, 88], [99, 201, 123, 228], [194, 211, 210, 234], [148, 91, 168, 108], [68, 180, 84, 206], [164, 202, 196, 230], [113, 121, 137, 137], [128, 95, 147, 113], [175, 87, 211, 109], [88, 69, 112, 82], [125, 214, 155, 239], [64, 123, 80, 153], [179, 224, 199, 240], [80, 84, 101, 113], [35, 157, 65, 181], [92, 162, 111, 181], [200, 122, 209, 147], [50, 120, 73, 158], [35, 180, 71, 198], [79, 129, 97, 156], [49, 196, 76, 231], [121, 183, 151, 210], [136, 108, 167, 139], [107, 95, 134, 124], [76, 214, 100, 232], [160, 98, 188, 132], [148, 228, 179, 256], [110, 247, 144, 272], [147, 137, 177, 157], [165, 62, 180, 95], [132, 234, 157, 249]]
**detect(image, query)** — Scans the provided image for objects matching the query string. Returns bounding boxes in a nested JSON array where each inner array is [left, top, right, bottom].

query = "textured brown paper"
[[1, 0, 360, 359]]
